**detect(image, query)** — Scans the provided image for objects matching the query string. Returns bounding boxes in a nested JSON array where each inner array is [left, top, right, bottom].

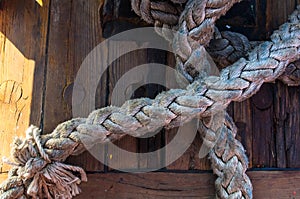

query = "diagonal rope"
[[208, 30, 300, 86]]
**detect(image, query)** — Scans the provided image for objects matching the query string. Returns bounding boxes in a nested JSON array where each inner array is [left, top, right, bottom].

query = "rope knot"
[[1, 125, 87, 199]]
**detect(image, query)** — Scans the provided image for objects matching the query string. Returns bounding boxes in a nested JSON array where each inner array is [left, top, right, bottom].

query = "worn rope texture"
[[131, 0, 300, 85], [200, 113, 252, 198], [1, 2, 300, 199], [130, 4, 298, 197], [145, 0, 253, 198], [279, 59, 300, 86], [208, 30, 300, 86], [147, 0, 293, 197], [168, 1, 252, 198]]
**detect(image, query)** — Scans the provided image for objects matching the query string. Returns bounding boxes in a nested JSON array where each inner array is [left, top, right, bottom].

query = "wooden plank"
[[0, 173, 7, 183], [274, 82, 289, 168], [137, 48, 166, 170], [76, 171, 300, 199], [165, 53, 211, 170], [77, 172, 216, 199], [266, 0, 297, 37], [106, 41, 145, 171], [44, 0, 106, 171], [284, 85, 300, 168], [251, 84, 276, 168], [166, 129, 211, 170], [232, 99, 253, 168], [0, 0, 49, 172], [106, 43, 167, 171]]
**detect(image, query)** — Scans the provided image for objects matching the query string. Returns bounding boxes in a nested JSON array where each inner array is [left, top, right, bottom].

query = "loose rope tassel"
[[1, 125, 87, 199]]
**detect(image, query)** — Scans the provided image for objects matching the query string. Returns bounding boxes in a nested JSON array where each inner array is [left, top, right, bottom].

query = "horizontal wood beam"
[[1, 171, 299, 198], [76, 171, 300, 198]]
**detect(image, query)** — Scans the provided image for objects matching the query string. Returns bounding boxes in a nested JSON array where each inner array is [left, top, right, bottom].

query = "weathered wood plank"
[[274, 82, 289, 168], [106, 41, 146, 171], [106, 43, 168, 171], [165, 53, 211, 170], [0, 173, 7, 183], [0, 0, 49, 172], [44, 0, 105, 171], [138, 48, 167, 170], [284, 85, 300, 168], [76, 171, 300, 199], [166, 129, 211, 170], [232, 99, 253, 168], [77, 172, 216, 199], [251, 84, 276, 168], [266, 0, 297, 37]]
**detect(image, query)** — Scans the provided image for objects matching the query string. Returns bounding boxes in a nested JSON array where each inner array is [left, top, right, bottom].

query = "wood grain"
[[76, 171, 300, 199], [232, 99, 253, 168], [265, 0, 297, 37], [251, 84, 276, 168], [0, 0, 49, 172], [0, 173, 7, 184], [106, 41, 146, 171], [165, 53, 211, 170], [42, 0, 106, 171]]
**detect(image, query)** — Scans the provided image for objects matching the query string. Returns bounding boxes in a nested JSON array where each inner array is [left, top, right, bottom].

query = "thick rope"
[[200, 113, 252, 199], [132, 0, 300, 85], [169, 1, 252, 197], [279, 60, 300, 86], [130, 5, 298, 196], [161, 1, 252, 199], [202, 30, 298, 198], [131, 0, 187, 25], [1, 1, 300, 199], [208, 30, 300, 86]]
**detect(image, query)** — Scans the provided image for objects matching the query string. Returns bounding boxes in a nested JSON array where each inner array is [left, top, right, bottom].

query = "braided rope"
[[131, 6, 298, 196], [1, 1, 300, 199], [200, 113, 252, 198], [131, 0, 186, 25], [170, 1, 251, 197], [208, 30, 300, 86], [279, 60, 300, 86], [132, 0, 300, 85]]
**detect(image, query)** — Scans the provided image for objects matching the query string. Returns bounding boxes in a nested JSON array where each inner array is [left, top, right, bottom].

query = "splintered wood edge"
[[75, 171, 300, 198]]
